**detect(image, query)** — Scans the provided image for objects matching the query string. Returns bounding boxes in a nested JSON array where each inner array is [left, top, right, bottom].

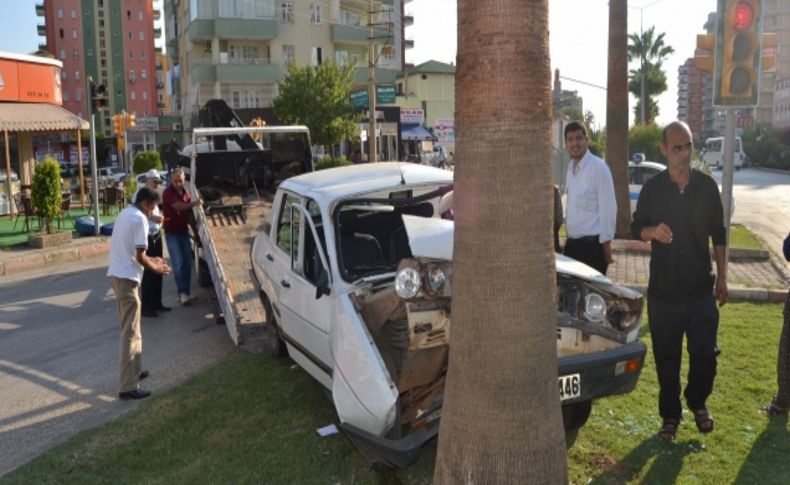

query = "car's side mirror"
[[315, 270, 331, 299]]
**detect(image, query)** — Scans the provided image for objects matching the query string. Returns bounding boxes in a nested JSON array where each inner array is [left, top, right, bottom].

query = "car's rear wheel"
[[260, 291, 288, 357]]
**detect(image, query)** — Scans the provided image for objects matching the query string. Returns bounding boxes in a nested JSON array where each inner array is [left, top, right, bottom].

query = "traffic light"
[[695, 34, 715, 74], [112, 114, 123, 135], [127, 113, 136, 129], [89, 80, 108, 112], [714, 0, 764, 106]]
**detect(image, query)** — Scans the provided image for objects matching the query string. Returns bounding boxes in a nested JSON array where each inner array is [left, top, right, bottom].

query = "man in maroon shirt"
[[162, 169, 202, 305]]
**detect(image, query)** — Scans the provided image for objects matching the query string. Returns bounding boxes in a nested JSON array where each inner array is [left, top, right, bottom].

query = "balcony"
[[331, 23, 390, 45], [404, 37, 414, 49], [35, 3, 44, 16], [153, 10, 161, 21], [38, 43, 47, 51], [37, 24, 46, 36], [154, 27, 162, 39], [403, 12, 414, 27], [188, 18, 277, 42], [189, 58, 282, 84], [352, 66, 399, 85]]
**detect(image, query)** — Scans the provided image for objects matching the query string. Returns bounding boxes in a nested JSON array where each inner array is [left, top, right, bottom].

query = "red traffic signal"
[[714, 0, 764, 106], [733, 2, 753, 30]]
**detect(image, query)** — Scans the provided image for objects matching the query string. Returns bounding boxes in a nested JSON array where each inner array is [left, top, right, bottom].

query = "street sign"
[[350, 85, 397, 108]]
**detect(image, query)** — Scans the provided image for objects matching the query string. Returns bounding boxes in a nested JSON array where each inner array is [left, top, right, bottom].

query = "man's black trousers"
[[141, 232, 163, 312], [648, 294, 720, 420], [563, 236, 608, 275]]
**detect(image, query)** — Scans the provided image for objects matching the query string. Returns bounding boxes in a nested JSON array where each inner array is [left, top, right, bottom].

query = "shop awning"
[[401, 124, 435, 141], [0, 102, 89, 132]]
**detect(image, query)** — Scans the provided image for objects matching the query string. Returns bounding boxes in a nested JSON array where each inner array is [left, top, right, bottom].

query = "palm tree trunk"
[[433, 1, 567, 483], [607, 0, 632, 237]]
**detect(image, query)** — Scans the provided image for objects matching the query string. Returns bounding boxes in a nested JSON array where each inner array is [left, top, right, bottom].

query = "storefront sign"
[[400, 108, 424, 124], [0, 55, 62, 104], [434, 118, 455, 148], [132, 116, 160, 131], [350, 85, 397, 108]]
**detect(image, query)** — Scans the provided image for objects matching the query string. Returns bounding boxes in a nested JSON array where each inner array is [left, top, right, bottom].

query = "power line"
[[560, 76, 607, 91]]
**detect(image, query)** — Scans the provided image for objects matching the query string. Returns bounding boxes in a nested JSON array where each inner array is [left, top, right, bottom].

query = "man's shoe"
[[141, 309, 159, 318], [118, 389, 151, 400], [156, 304, 172, 312], [179, 293, 192, 305], [139, 371, 149, 380]]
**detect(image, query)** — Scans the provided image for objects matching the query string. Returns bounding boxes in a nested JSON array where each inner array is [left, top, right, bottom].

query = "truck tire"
[[261, 292, 288, 358], [198, 258, 212, 288]]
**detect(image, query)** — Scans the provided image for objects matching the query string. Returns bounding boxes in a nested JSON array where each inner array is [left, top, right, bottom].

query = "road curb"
[[624, 284, 787, 303], [0, 237, 110, 277]]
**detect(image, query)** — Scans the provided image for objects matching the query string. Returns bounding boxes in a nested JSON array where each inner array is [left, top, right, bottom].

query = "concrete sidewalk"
[[1, 234, 788, 302]]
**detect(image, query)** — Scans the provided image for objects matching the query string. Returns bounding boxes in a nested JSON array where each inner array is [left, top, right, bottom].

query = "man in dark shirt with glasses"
[[632, 121, 728, 442]]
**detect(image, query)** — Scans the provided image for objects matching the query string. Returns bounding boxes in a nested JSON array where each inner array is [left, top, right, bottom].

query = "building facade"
[[677, 58, 705, 144], [164, 0, 406, 131], [36, 1, 160, 138]]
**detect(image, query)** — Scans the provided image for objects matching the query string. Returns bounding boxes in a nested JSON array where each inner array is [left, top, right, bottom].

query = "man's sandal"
[[763, 397, 790, 417], [658, 418, 679, 441], [692, 406, 714, 433]]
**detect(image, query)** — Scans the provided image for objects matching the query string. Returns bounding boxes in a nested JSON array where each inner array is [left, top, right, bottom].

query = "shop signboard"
[[400, 108, 424, 124], [350, 85, 397, 108], [434, 118, 455, 149], [0, 55, 62, 104]]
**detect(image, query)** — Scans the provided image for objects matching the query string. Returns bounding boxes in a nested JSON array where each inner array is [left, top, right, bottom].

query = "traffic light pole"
[[721, 107, 736, 270], [89, 112, 101, 236]]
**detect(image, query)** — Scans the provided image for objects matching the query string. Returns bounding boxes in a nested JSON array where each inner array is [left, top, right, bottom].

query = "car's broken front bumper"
[[340, 419, 440, 469], [558, 340, 647, 404]]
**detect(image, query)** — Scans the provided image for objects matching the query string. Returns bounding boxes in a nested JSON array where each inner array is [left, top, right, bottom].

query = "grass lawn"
[[729, 224, 764, 250], [2, 302, 788, 484], [0, 207, 117, 249]]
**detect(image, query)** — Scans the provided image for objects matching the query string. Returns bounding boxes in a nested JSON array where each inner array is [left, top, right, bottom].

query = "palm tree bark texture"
[[433, 1, 567, 483], [606, 0, 632, 238]]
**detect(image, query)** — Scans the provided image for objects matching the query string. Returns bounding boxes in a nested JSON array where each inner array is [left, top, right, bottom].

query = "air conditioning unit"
[[203, 41, 212, 52], [172, 122, 182, 131]]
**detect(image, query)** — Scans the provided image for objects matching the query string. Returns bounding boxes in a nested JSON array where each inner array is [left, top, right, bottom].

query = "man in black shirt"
[[631, 121, 728, 441]]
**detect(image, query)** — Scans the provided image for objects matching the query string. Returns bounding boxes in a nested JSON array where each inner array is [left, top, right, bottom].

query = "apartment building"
[[36, 0, 161, 137], [677, 58, 704, 144], [764, 0, 790, 130], [164, 0, 406, 130]]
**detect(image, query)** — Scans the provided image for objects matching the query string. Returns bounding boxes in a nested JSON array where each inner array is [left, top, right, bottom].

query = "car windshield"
[[334, 184, 453, 281], [110, 168, 124, 175]]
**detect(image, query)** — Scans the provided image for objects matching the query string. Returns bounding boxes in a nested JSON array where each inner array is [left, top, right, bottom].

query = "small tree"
[[132, 150, 163, 175], [32, 157, 62, 235], [273, 62, 360, 163], [629, 123, 663, 162]]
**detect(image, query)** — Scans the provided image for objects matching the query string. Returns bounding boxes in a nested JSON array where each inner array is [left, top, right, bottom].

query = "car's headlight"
[[584, 293, 607, 323], [395, 266, 422, 299], [425, 264, 447, 295]]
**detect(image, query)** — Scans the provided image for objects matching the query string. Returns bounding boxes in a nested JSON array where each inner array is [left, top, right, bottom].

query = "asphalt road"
[[712, 167, 790, 266], [0, 256, 237, 477]]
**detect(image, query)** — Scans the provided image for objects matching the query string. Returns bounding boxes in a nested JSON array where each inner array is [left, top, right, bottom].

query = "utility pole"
[[367, 0, 378, 162]]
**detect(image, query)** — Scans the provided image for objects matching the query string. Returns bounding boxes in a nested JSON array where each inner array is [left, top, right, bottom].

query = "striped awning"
[[0, 102, 88, 132]]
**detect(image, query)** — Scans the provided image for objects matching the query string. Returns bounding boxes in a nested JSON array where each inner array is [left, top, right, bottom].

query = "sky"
[[0, 0, 718, 128]]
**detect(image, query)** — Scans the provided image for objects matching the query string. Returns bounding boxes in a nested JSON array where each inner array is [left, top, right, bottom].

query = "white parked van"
[[701, 136, 744, 170]]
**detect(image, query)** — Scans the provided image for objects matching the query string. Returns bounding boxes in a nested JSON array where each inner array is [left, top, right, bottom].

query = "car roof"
[[280, 162, 453, 205], [628, 160, 666, 171]]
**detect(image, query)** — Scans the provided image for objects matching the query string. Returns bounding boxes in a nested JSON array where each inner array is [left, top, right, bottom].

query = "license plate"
[[558, 373, 581, 401]]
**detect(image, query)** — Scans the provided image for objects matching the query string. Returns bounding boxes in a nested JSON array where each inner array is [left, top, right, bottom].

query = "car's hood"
[[402, 215, 612, 284]]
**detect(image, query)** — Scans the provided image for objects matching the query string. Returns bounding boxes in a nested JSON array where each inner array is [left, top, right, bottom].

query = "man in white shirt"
[[107, 186, 171, 400], [563, 121, 617, 275]]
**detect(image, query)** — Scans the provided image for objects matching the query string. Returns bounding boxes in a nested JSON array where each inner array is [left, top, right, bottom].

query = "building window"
[[129, 70, 136, 82], [57, 8, 63, 18], [87, 49, 93, 56], [101, 59, 107, 67], [75, 70, 80, 80], [131, 91, 136, 100], [310, 4, 321, 24], [85, 9, 91, 15], [232, 91, 241, 109], [143, 91, 148, 100], [72, 29, 78, 39], [59, 28, 64, 39], [139, 11, 143, 21], [113, 30, 118, 37], [335, 50, 348, 65], [63, 91, 69, 101], [59, 49, 66, 60], [62, 70, 67, 81], [311, 47, 322, 66], [139, 31, 144, 41], [128, 31, 132, 40], [141, 69, 147, 80], [73, 50, 79, 60], [127, 10, 131, 19], [71, 8, 77, 18], [116, 70, 121, 77], [75, 90, 82, 101], [283, 45, 295, 64], [129, 51, 134, 60], [140, 50, 145, 60], [281, 2, 293, 23]]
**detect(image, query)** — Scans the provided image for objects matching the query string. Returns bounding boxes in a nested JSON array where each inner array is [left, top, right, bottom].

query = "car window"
[[301, 199, 327, 285], [629, 166, 640, 184], [643, 167, 662, 182], [276, 193, 301, 267]]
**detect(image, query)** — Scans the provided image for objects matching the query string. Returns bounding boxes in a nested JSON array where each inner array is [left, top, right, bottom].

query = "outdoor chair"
[[102, 187, 124, 216], [13, 194, 38, 233], [57, 192, 72, 229]]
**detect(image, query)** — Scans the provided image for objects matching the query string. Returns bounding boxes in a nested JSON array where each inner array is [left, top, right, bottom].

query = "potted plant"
[[28, 157, 72, 248]]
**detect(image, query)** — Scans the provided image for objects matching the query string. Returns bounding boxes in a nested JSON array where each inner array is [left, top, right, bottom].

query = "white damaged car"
[[251, 163, 646, 467]]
